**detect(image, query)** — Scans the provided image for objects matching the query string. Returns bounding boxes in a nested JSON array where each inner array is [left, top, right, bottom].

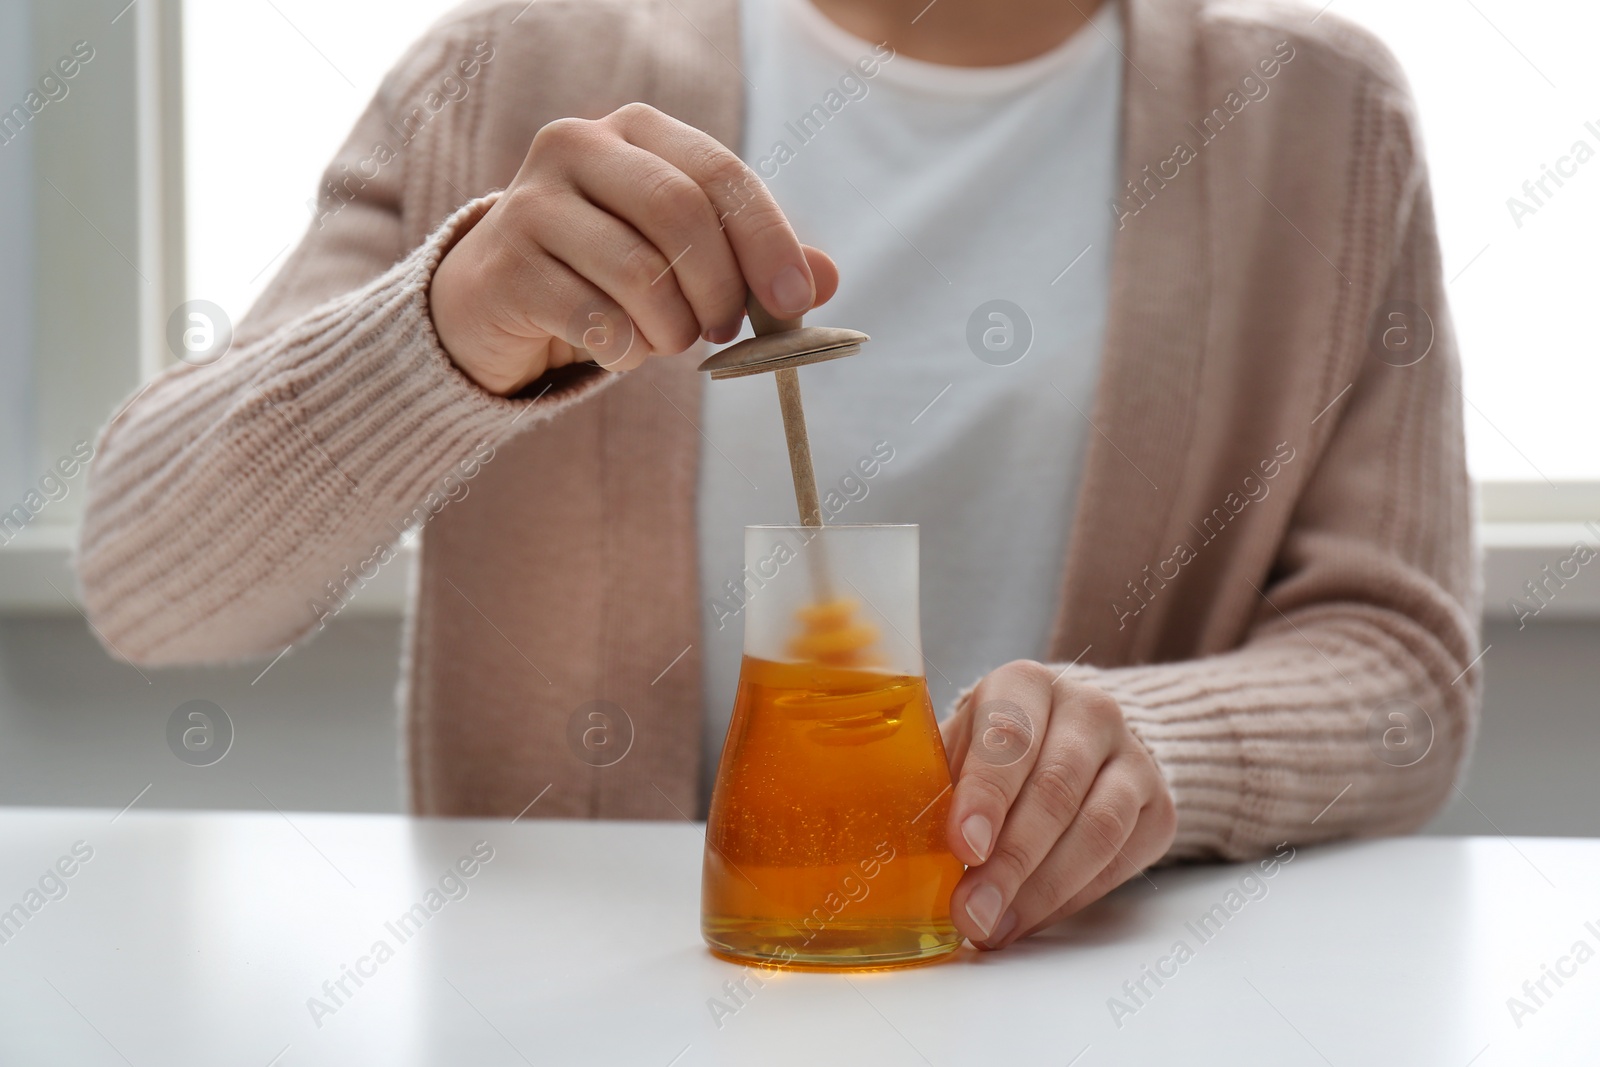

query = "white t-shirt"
[[696, 0, 1122, 799]]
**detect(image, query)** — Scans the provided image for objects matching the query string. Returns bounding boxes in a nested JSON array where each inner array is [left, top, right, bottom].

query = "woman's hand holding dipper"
[[430, 102, 839, 395]]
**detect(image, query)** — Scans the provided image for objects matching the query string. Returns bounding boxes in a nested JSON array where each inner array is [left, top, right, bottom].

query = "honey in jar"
[[701, 525, 965, 969]]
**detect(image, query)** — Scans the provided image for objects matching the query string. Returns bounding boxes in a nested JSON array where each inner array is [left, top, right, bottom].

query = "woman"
[[78, 0, 1478, 952]]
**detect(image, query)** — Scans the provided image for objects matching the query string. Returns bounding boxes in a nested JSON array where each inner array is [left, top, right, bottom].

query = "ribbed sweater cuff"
[[948, 655, 1328, 866], [255, 190, 602, 465], [1059, 662, 1245, 862], [237, 188, 619, 562], [79, 192, 614, 662]]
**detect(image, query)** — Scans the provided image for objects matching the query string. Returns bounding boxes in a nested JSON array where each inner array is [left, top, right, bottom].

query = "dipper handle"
[[747, 295, 822, 529]]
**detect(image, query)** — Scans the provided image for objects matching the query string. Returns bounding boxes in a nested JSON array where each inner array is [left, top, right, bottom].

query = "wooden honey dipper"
[[699, 297, 881, 668]]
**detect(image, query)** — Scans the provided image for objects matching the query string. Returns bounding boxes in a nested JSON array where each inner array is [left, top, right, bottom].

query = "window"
[[1332, 0, 1598, 489], [0, 2, 157, 540], [184, 0, 459, 328]]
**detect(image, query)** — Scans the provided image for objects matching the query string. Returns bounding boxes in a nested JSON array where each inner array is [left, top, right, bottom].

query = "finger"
[[560, 303, 648, 373], [804, 245, 839, 308], [1000, 796, 1173, 948], [944, 661, 1054, 871], [448, 207, 642, 383], [1048, 798, 1172, 924], [534, 195, 703, 358], [564, 140, 747, 342], [697, 246, 839, 344], [608, 103, 817, 318], [981, 759, 1153, 949], [536, 271, 647, 375], [949, 689, 1122, 942]]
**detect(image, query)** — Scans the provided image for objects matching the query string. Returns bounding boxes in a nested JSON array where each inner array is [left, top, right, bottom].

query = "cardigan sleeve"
[[1053, 141, 1480, 863], [76, 21, 610, 666]]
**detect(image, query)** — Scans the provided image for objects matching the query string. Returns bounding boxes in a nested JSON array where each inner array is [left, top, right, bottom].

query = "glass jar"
[[701, 524, 965, 970]]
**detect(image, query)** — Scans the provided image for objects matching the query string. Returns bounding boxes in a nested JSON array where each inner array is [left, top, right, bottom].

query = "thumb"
[[801, 245, 840, 310]]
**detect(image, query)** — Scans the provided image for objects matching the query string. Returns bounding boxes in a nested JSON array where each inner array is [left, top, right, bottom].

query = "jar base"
[[703, 921, 963, 972]]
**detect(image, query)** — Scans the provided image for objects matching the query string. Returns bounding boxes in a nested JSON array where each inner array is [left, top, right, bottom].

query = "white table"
[[0, 809, 1594, 1065]]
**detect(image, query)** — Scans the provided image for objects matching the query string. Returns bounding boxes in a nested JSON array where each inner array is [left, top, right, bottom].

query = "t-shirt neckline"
[[778, 0, 1120, 98]]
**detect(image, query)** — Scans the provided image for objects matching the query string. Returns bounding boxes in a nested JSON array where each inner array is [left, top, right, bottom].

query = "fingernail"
[[966, 884, 1003, 939], [961, 814, 994, 862], [771, 264, 813, 315], [709, 321, 741, 345]]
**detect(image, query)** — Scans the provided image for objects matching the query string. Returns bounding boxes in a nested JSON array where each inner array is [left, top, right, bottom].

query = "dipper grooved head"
[[697, 326, 869, 380]]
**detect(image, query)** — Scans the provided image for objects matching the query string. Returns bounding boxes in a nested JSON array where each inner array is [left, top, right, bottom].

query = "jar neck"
[[739, 525, 923, 676]]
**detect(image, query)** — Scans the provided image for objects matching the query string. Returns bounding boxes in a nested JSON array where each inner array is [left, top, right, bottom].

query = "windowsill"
[[0, 523, 415, 617], [1477, 521, 1600, 621], [2, 520, 1596, 620]]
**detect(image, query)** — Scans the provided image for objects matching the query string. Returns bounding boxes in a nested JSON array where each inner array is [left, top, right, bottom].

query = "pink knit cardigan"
[[77, 0, 1480, 861]]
